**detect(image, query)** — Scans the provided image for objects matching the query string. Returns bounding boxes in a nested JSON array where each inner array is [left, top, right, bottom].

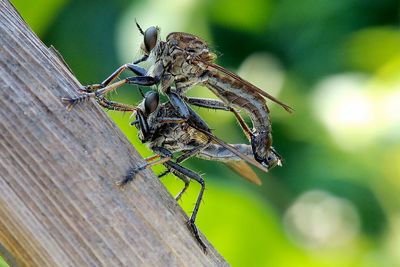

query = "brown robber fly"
[[62, 22, 292, 168], [95, 91, 282, 251]]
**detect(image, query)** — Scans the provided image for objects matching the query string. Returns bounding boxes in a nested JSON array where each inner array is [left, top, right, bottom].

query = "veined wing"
[[225, 161, 262, 185], [195, 60, 293, 112], [190, 125, 270, 173]]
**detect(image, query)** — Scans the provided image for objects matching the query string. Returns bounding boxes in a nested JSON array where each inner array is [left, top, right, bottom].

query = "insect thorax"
[[148, 36, 215, 93], [144, 103, 208, 152]]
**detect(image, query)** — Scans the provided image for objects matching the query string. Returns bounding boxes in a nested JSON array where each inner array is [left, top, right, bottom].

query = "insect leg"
[[167, 91, 191, 120], [144, 154, 161, 162], [84, 62, 148, 92], [154, 145, 208, 201], [176, 142, 211, 164], [164, 91, 212, 133], [95, 96, 137, 112], [158, 170, 170, 178], [116, 155, 172, 186], [185, 97, 231, 111], [167, 167, 191, 201], [175, 144, 213, 200], [156, 117, 187, 124], [62, 76, 157, 110], [146, 147, 191, 200], [186, 97, 253, 141], [187, 106, 212, 133], [155, 166, 190, 201], [62, 79, 126, 110], [163, 160, 207, 252]]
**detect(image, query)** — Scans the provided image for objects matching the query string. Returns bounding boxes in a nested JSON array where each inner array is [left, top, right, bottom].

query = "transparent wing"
[[225, 161, 262, 185], [196, 60, 293, 112]]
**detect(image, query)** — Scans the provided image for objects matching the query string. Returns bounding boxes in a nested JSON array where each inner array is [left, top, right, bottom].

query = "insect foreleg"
[[84, 62, 148, 93], [167, 91, 191, 119], [117, 154, 172, 186], [95, 96, 137, 112], [98, 63, 148, 89], [62, 76, 158, 110]]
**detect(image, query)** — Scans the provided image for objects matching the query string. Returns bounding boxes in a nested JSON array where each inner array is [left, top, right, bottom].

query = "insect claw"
[[186, 219, 207, 253], [117, 169, 138, 187], [61, 97, 77, 111], [117, 163, 149, 187], [116, 177, 131, 187]]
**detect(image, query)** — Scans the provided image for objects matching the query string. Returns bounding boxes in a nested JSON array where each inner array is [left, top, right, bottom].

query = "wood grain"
[[0, 1, 228, 266]]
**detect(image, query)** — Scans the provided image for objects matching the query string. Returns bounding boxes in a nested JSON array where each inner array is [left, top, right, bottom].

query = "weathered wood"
[[0, 1, 228, 266]]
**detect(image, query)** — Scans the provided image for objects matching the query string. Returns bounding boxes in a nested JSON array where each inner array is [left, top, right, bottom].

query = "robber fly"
[[97, 92, 281, 251], [62, 22, 292, 167]]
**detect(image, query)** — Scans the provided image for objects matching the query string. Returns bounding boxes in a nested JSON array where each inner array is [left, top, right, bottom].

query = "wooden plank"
[[0, 1, 228, 266]]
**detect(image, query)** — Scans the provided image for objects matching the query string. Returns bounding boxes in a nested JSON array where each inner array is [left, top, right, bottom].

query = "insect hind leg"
[[157, 166, 190, 201], [164, 160, 207, 252], [185, 97, 253, 141]]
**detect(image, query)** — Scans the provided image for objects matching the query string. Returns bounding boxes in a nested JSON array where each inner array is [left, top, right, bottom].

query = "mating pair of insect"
[[62, 22, 292, 252]]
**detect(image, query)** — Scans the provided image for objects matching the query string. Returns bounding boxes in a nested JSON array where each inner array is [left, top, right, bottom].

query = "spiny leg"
[[96, 96, 137, 112], [151, 147, 207, 250], [185, 97, 253, 141], [161, 93, 212, 133], [153, 148, 198, 201], [62, 76, 158, 110], [231, 109, 252, 141], [164, 160, 207, 252], [62, 79, 126, 110], [84, 63, 148, 92], [118, 148, 174, 187], [144, 148, 191, 201], [185, 97, 232, 111], [156, 117, 187, 124], [176, 142, 211, 164], [170, 144, 211, 200], [116, 155, 171, 186], [164, 167, 190, 201]]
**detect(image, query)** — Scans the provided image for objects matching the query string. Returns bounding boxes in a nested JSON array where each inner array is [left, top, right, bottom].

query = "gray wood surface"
[[0, 0, 228, 266]]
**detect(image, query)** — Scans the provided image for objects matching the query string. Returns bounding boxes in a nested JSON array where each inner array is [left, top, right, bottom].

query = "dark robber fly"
[[62, 22, 292, 168], [96, 92, 282, 252]]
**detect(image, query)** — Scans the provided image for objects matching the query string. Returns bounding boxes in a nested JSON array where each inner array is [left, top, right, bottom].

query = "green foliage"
[[11, 0, 67, 36], [0, 257, 9, 267], [6, 0, 400, 266]]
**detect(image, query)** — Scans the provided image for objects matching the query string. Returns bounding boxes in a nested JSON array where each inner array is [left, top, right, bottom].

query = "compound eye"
[[144, 91, 159, 114], [144, 26, 158, 53]]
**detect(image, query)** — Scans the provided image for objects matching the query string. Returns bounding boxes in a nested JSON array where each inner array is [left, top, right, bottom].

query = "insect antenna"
[[139, 87, 146, 98], [135, 19, 144, 35]]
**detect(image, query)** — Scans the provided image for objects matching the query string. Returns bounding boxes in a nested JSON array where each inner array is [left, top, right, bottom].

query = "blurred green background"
[[3, 0, 399, 266]]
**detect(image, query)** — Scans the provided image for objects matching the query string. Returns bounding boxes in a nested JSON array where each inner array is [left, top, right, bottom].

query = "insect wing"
[[196, 60, 293, 112], [190, 126, 269, 173], [225, 161, 262, 185]]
